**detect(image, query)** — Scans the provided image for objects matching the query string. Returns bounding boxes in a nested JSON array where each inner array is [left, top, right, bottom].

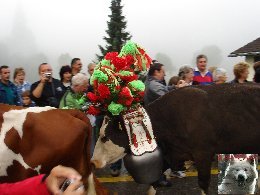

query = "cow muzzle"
[[90, 159, 104, 169]]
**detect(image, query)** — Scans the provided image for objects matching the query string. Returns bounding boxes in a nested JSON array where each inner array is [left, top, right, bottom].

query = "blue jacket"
[[0, 80, 21, 106]]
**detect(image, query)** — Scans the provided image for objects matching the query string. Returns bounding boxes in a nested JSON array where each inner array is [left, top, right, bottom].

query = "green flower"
[[76, 95, 86, 105], [119, 70, 132, 76], [100, 59, 111, 66], [92, 70, 108, 83], [129, 80, 145, 91], [108, 102, 125, 115], [119, 41, 140, 57]]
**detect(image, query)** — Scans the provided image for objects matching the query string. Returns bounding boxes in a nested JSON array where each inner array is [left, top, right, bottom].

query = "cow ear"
[[247, 154, 257, 166], [230, 154, 235, 164]]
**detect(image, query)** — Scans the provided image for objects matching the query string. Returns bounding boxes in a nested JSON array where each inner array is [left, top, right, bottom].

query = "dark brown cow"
[[91, 83, 260, 195], [0, 104, 107, 195]]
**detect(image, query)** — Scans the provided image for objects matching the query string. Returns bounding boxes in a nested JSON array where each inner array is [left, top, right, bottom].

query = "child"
[[21, 90, 35, 107]]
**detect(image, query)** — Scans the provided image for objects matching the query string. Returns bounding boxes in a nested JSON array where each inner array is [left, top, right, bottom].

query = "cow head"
[[91, 115, 129, 168]]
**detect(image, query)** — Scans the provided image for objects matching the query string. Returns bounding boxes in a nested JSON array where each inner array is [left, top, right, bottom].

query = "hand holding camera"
[[45, 165, 84, 195], [41, 72, 52, 83], [60, 178, 85, 193]]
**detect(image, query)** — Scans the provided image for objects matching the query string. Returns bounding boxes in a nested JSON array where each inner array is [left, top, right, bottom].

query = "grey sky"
[[0, 0, 259, 82]]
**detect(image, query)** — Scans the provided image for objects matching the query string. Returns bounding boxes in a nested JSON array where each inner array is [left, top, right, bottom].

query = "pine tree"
[[96, 0, 132, 61]]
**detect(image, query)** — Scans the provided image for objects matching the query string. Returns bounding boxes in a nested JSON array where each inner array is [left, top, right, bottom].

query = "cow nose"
[[90, 160, 102, 169], [90, 162, 96, 171], [238, 174, 245, 182]]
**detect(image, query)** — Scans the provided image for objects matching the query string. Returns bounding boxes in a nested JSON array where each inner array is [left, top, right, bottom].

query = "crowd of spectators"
[[1, 55, 260, 191], [1, 56, 259, 108]]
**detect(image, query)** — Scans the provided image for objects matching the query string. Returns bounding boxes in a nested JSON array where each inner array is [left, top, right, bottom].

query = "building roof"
[[229, 37, 260, 57]]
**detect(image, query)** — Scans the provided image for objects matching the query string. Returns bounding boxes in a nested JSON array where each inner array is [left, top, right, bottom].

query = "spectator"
[[144, 62, 186, 186], [212, 68, 227, 84], [230, 62, 250, 83], [178, 65, 197, 85], [87, 63, 96, 93], [208, 66, 217, 74], [30, 63, 65, 108], [193, 54, 213, 85], [253, 61, 260, 83], [0, 65, 21, 105], [144, 62, 187, 105], [144, 63, 172, 105], [59, 65, 72, 90], [71, 58, 82, 76], [87, 63, 96, 77], [168, 76, 180, 86], [59, 73, 96, 157], [59, 73, 88, 110], [21, 90, 35, 107], [0, 165, 84, 195], [254, 61, 260, 71], [13, 67, 31, 103]]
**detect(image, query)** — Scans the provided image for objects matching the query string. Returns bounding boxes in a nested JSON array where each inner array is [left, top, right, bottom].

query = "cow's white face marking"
[[91, 116, 126, 168], [0, 106, 55, 176], [201, 189, 206, 195], [147, 186, 156, 195], [87, 172, 96, 195]]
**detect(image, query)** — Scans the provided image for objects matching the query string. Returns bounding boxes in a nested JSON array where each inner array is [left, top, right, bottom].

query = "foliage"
[[96, 0, 132, 61]]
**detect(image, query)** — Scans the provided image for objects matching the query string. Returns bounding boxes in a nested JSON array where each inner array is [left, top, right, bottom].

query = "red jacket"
[[0, 174, 50, 195]]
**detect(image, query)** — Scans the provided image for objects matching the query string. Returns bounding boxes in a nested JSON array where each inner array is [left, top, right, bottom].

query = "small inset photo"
[[218, 154, 258, 194]]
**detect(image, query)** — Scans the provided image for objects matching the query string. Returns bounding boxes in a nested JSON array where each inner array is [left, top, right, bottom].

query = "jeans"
[[110, 159, 122, 170]]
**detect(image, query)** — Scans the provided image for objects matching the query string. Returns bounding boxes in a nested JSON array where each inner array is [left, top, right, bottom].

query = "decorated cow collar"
[[122, 106, 157, 156]]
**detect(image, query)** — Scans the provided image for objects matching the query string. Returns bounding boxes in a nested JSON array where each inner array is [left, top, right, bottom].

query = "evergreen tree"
[[96, 0, 132, 61]]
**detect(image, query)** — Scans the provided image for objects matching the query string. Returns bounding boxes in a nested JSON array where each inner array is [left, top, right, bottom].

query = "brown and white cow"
[[91, 83, 260, 195], [0, 104, 107, 195]]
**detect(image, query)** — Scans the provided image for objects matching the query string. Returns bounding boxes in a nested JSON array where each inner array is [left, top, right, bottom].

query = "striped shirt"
[[193, 68, 213, 85]]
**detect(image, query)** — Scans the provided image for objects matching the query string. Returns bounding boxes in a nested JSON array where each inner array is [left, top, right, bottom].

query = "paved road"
[[100, 175, 218, 195], [95, 164, 260, 195], [95, 165, 260, 195], [95, 167, 219, 195]]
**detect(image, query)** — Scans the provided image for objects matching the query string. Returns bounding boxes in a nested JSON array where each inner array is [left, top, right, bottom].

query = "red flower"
[[87, 92, 99, 102], [87, 106, 100, 115], [118, 87, 134, 106], [93, 80, 98, 90], [111, 56, 127, 71], [144, 54, 152, 69], [138, 48, 145, 55], [125, 55, 135, 66], [125, 99, 134, 106], [119, 74, 138, 83], [133, 91, 145, 103], [137, 91, 145, 97], [115, 85, 121, 91], [98, 84, 111, 99], [105, 52, 118, 61]]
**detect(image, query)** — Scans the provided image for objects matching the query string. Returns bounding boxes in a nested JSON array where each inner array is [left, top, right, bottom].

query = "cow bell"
[[123, 147, 163, 184]]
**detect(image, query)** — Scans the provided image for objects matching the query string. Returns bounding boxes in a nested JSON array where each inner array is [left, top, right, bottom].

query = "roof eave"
[[228, 51, 260, 57]]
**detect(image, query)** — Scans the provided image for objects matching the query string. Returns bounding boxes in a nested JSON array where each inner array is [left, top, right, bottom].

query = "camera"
[[44, 72, 52, 79], [60, 178, 84, 192]]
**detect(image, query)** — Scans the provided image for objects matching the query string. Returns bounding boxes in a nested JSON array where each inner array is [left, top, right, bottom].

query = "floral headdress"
[[84, 41, 151, 116]]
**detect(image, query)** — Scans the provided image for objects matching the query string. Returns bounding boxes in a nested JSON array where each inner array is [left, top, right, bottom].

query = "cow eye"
[[101, 135, 109, 143]]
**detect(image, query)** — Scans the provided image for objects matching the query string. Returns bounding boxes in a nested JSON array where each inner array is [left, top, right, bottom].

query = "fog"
[[0, 0, 259, 83]]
